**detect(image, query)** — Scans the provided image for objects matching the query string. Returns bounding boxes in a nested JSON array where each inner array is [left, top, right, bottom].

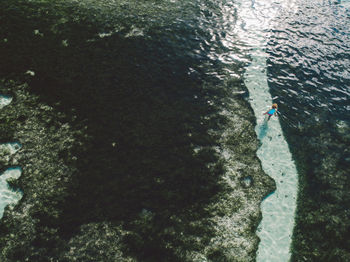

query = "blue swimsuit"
[[267, 109, 276, 116]]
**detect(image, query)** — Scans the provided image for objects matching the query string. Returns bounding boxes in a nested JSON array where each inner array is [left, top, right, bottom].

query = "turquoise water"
[[245, 54, 298, 261], [0, 95, 12, 109], [0, 167, 22, 218], [0, 96, 23, 219], [234, 0, 299, 260], [0, 0, 349, 260]]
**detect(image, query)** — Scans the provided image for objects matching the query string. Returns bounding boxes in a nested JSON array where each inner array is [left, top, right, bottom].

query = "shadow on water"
[[0, 0, 232, 260], [258, 119, 269, 140]]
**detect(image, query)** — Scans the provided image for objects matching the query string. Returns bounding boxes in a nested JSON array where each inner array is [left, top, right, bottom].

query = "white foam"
[[0, 95, 12, 109]]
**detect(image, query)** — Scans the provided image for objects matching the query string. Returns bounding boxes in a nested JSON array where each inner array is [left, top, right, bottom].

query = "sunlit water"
[[266, 0, 350, 259], [246, 63, 298, 260], [231, 0, 299, 260], [0, 0, 349, 260]]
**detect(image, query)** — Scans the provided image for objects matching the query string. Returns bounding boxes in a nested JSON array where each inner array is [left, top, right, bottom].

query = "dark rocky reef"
[[0, 1, 274, 261], [287, 117, 350, 261]]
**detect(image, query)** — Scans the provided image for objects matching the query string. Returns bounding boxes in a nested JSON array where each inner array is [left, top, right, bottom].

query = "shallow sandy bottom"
[[244, 48, 298, 262]]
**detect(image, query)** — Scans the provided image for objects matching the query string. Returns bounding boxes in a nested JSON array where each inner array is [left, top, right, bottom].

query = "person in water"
[[263, 103, 278, 121]]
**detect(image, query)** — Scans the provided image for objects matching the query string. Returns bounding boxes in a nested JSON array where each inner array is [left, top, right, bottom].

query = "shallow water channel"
[[235, 0, 299, 260]]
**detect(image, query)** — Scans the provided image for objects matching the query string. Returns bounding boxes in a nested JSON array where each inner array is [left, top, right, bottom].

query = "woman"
[[263, 103, 278, 121]]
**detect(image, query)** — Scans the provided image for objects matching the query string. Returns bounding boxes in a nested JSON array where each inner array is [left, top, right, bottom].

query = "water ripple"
[[267, 1, 350, 119]]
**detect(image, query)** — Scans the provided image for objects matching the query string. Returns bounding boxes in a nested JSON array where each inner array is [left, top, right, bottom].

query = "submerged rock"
[[240, 176, 253, 188], [0, 77, 273, 261]]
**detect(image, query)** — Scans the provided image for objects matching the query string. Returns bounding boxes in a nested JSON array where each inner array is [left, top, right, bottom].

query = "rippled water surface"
[[0, 0, 349, 261], [268, 1, 350, 123], [266, 1, 350, 260]]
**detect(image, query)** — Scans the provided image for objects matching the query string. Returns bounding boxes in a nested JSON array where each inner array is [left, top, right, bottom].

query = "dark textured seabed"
[[0, 0, 349, 261], [0, 0, 273, 261]]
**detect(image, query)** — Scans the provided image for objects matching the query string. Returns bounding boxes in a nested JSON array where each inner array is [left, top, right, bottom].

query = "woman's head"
[[272, 103, 278, 109]]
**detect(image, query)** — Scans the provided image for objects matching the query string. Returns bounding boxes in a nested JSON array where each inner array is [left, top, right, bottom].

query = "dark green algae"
[[0, 0, 274, 261], [286, 118, 350, 262], [0, 76, 274, 262]]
